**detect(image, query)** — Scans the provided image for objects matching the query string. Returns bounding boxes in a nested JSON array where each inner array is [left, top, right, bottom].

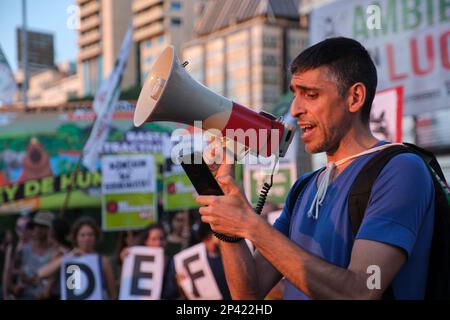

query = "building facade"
[[182, 0, 308, 112], [77, 0, 136, 96], [132, 0, 203, 84], [16, 28, 55, 75]]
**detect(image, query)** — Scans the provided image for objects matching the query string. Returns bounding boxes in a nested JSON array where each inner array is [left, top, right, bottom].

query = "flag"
[[0, 45, 17, 106], [82, 23, 133, 172]]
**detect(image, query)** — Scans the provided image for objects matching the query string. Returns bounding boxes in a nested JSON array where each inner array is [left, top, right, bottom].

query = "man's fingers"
[[196, 195, 218, 206], [217, 175, 240, 195], [199, 211, 213, 224]]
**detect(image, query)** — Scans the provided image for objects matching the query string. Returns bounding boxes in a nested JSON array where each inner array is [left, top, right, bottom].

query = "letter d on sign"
[[65, 263, 96, 300], [366, 265, 381, 290]]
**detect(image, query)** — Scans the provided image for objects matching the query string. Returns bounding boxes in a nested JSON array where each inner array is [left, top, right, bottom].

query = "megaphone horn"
[[134, 45, 295, 158]]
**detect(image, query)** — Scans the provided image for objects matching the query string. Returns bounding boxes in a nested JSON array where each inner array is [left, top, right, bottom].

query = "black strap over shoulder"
[[348, 144, 412, 236], [286, 171, 318, 218]]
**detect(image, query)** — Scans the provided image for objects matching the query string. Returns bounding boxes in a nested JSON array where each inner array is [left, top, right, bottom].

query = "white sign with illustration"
[[370, 86, 403, 142]]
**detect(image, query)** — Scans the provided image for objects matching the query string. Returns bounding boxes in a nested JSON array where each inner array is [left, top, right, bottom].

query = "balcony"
[[133, 22, 164, 42], [80, 0, 100, 19], [132, 0, 163, 14], [76, 0, 91, 5], [133, 6, 164, 29], [77, 29, 101, 47], [78, 44, 101, 61], [79, 14, 101, 33]]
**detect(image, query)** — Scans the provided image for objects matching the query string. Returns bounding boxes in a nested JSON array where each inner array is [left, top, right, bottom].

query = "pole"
[[21, 0, 28, 109], [60, 114, 98, 219]]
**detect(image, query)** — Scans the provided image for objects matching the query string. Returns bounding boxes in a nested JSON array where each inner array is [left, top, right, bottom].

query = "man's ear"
[[346, 82, 366, 114]]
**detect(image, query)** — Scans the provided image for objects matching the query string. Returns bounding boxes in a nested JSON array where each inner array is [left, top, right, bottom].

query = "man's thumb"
[[217, 175, 239, 195]]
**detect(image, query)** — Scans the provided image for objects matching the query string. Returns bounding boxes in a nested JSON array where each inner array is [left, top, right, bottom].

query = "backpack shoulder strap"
[[348, 145, 411, 236], [285, 171, 318, 220]]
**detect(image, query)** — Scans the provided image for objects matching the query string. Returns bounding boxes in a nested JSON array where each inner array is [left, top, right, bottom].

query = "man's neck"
[[326, 124, 379, 164]]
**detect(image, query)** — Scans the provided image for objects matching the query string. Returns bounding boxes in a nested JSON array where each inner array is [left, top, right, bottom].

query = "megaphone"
[[134, 45, 295, 158]]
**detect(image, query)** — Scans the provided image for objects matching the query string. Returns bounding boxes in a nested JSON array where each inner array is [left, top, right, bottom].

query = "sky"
[[0, 0, 78, 71]]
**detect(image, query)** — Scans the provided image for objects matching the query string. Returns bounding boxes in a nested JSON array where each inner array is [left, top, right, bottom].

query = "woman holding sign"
[[33, 217, 117, 300], [68, 217, 117, 300]]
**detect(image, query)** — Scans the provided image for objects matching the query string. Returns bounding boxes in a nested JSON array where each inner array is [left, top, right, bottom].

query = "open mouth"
[[300, 124, 315, 133], [298, 122, 317, 140]]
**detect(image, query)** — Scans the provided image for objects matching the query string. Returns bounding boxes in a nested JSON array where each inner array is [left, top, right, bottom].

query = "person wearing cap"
[[15, 211, 55, 299], [2, 213, 33, 300]]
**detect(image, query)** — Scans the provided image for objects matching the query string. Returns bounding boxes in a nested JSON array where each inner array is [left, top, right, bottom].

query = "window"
[[145, 56, 153, 65], [263, 36, 278, 48], [171, 17, 182, 26], [170, 2, 182, 10], [263, 54, 278, 66], [158, 35, 165, 44], [145, 39, 152, 49]]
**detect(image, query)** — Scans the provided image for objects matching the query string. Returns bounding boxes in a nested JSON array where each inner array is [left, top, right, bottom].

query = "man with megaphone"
[[194, 38, 436, 300], [135, 37, 436, 300]]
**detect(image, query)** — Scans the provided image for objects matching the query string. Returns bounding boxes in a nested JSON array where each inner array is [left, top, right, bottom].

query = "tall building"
[[182, 0, 308, 112], [16, 28, 55, 75], [132, 0, 203, 84], [77, 0, 136, 96]]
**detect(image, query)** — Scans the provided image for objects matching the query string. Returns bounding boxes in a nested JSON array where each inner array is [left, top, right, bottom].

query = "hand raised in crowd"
[[120, 248, 130, 263], [69, 248, 84, 257]]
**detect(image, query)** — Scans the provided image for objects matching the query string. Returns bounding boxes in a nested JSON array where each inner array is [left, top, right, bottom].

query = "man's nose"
[[290, 96, 305, 119]]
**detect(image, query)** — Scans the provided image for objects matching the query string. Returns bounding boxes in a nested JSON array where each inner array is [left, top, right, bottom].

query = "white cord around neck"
[[307, 143, 404, 220]]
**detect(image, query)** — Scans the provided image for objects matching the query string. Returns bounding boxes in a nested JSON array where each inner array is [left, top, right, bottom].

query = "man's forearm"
[[246, 218, 372, 300], [219, 240, 261, 299]]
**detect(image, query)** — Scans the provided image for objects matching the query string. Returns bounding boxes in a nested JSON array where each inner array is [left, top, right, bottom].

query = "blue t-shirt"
[[274, 142, 435, 300]]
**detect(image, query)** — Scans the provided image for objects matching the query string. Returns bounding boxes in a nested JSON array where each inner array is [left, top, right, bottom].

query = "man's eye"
[[306, 93, 318, 99]]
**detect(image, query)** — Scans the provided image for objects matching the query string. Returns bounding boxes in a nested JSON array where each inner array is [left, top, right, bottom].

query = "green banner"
[[0, 103, 171, 214], [163, 171, 199, 211], [244, 163, 297, 206], [102, 193, 156, 231], [101, 154, 157, 231]]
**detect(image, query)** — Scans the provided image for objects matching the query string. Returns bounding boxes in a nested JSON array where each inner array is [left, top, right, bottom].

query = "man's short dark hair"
[[290, 37, 377, 123]]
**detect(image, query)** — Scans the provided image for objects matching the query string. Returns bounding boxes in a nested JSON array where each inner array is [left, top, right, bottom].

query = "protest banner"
[[244, 162, 297, 205], [310, 0, 450, 116], [174, 243, 222, 300], [370, 86, 404, 142], [0, 45, 17, 106], [82, 24, 133, 171], [60, 254, 103, 300], [101, 154, 157, 231], [0, 105, 171, 214], [119, 246, 164, 300], [163, 166, 199, 211]]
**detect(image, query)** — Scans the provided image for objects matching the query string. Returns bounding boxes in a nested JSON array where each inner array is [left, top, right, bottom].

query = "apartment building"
[[182, 0, 308, 112], [77, 0, 136, 96], [132, 0, 205, 83]]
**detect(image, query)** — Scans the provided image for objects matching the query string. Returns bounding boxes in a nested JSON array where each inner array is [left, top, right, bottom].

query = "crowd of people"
[[0, 204, 281, 300]]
